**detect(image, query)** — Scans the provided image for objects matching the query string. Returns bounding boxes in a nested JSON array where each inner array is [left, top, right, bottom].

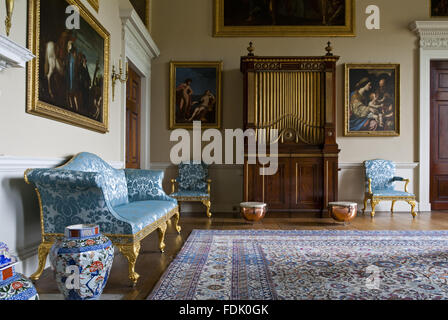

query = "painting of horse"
[[27, 0, 110, 133]]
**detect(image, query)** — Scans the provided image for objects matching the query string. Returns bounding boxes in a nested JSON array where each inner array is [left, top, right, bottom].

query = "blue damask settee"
[[24, 152, 180, 285]]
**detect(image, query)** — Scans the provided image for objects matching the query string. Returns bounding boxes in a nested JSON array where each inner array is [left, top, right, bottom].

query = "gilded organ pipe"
[[253, 70, 325, 145]]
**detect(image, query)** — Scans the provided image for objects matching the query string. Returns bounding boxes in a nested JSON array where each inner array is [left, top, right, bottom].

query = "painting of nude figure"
[[27, 0, 110, 133], [170, 62, 222, 129], [344, 64, 400, 137]]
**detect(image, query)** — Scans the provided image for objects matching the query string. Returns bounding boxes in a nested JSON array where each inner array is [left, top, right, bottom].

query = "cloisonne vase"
[[49, 225, 114, 300], [0, 242, 39, 300]]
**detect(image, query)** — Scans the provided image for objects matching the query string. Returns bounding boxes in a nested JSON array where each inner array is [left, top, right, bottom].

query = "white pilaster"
[[119, 1, 160, 169], [409, 21, 448, 212]]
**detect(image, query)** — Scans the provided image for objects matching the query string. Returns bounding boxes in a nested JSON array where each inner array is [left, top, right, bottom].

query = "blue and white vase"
[[49, 225, 114, 300], [0, 242, 39, 300]]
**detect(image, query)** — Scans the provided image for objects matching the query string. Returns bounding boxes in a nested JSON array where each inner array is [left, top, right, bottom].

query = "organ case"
[[241, 54, 340, 214]]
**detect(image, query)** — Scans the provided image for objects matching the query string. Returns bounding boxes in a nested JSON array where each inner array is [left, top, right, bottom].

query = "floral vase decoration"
[[0, 242, 39, 300], [49, 224, 114, 300]]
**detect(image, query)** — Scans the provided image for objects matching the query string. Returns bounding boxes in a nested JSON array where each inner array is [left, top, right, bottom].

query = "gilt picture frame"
[[130, 0, 151, 32], [344, 64, 400, 137], [431, 0, 448, 17], [27, 0, 110, 133], [170, 61, 223, 130], [87, 0, 99, 12], [214, 0, 355, 37]]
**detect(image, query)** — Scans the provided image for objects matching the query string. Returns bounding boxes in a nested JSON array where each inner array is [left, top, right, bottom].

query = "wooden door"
[[430, 61, 448, 209], [290, 158, 323, 210], [126, 66, 141, 169]]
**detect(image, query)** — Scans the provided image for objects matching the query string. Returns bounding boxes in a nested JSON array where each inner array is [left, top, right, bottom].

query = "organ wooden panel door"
[[263, 158, 290, 210], [126, 66, 141, 169], [430, 61, 448, 210]]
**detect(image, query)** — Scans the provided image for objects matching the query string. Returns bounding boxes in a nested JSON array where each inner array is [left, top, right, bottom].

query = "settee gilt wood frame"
[[24, 169, 181, 287]]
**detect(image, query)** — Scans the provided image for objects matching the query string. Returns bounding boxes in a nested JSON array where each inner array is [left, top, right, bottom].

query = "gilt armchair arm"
[[171, 178, 177, 194], [392, 176, 410, 193], [368, 178, 372, 194], [125, 169, 176, 203], [207, 179, 212, 195]]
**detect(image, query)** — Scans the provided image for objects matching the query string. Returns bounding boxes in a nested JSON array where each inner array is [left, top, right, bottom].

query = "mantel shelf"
[[0, 34, 35, 72]]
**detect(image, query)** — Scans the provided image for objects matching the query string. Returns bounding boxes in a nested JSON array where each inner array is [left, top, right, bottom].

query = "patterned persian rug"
[[148, 230, 448, 300]]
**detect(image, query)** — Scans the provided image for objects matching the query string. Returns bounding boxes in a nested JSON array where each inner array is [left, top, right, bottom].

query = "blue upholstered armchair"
[[363, 159, 417, 218], [24, 153, 180, 285], [170, 162, 212, 218]]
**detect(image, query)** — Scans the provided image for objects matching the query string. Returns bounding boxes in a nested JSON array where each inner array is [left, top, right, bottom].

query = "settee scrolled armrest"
[[125, 169, 176, 203], [25, 169, 105, 191], [25, 168, 134, 235]]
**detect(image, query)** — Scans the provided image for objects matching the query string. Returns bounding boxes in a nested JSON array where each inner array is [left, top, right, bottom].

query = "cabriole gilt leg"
[[371, 200, 380, 218], [118, 242, 141, 287], [201, 200, 212, 218], [407, 200, 417, 218], [30, 242, 53, 281], [391, 200, 397, 215], [173, 210, 182, 234], [157, 222, 168, 253]]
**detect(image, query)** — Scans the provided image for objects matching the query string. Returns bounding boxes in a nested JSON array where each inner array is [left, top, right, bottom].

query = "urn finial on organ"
[[247, 42, 255, 56], [325, 41, 334, 56]]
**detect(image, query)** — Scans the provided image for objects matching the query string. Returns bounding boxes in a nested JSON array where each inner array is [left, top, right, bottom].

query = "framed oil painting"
[[214, 0, 355, 37], [87, 0, 99, 12], [344, 64, 400, 137], [129, 0, 151, 32], [170, 62, 222, 129], [431, 0, 448, 17], [27, 0, 110, 133]]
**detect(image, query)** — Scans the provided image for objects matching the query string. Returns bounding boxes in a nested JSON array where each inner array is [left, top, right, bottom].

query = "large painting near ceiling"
[[431, 0, 448, 16], [27, 0, 110, 133], [214, 0, 355, 37], [129, 0, 151, 31], [170, 62, 222, 129], [344, 64, 400, 137]]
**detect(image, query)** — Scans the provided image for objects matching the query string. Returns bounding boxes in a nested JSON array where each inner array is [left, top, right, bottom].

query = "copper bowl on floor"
[[328, 202, 358, 224], [240, 202, 267, 222]]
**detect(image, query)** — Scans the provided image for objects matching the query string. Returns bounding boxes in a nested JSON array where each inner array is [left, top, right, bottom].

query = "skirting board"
[[0, 155, 123, 277], [151, 162, 421, 214]]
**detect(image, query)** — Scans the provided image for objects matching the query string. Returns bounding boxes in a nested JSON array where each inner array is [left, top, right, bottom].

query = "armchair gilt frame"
[[171, 179, 212, 218], [362, 160, 417, 218]]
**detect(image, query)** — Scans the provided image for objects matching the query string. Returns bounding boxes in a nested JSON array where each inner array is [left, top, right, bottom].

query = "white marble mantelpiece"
[[0, 34, 34, 72]]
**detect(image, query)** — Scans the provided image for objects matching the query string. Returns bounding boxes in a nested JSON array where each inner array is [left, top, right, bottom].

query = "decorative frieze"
[[410, 21, 448, 49]]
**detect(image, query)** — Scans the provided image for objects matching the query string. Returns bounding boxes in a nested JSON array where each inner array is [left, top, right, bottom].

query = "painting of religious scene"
[[344, 64, 400, 137], [431, 0, 448, 16], [27, 0, 110, 133], [214, 0, 355, 37], [170, 62, 222, 129]]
